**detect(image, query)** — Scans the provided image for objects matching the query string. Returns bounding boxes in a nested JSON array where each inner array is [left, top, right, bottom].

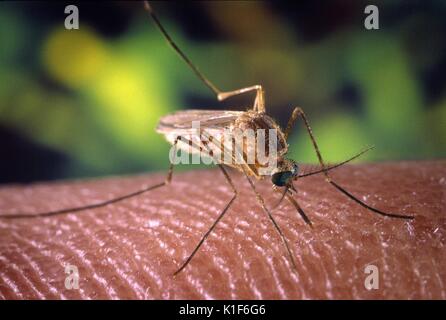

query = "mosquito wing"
[[156, 109, 242, 159], [157, 109, 242, 133]]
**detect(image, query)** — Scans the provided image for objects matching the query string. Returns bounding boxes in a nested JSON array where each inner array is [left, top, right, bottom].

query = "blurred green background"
[[0, 1, 445, 184]]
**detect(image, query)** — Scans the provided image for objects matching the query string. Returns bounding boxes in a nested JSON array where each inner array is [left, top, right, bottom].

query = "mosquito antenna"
[[297, 146, 374, 179], [0, 182, 166, 219], [143, 1, 222, 95]]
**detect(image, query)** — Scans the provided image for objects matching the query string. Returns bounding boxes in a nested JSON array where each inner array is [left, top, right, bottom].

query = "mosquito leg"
[[213, 134, 299, 271], [164, 136, 180, 185], [328, 181, 414, 219], [217, 85, 265, 113], [174, 164, 238, 275], [289, 107, 414, 220], [144, 3, 265, 113], [0, 136, 183, 219], [241, 168, 298, 272], [144, 1, 222, 96], [203, 132, 299, 272], [283, 106, 301, 141]]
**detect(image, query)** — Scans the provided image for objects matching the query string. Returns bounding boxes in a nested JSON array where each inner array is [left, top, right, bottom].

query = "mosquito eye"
[[271, 171, 293, 186]]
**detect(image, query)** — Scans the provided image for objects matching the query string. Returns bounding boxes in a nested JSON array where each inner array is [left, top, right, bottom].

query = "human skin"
[[0, 161, 444, 299]]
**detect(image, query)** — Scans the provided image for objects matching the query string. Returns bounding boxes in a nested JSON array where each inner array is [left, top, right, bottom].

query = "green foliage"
[[0, 2, 444, 181]]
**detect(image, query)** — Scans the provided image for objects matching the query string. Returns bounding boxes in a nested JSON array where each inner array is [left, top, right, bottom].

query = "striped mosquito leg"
[[217, 85, 265, 113], [165, 136, 181, 184], [173, 164, 238, 276], [0, 137, 183, 219], [288, 107, 413, 220], [173, 135, 238, 275], [241, 168, 298, 272]]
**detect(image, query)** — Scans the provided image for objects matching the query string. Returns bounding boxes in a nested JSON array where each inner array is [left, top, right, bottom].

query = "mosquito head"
[[271, 159, 299, 187]]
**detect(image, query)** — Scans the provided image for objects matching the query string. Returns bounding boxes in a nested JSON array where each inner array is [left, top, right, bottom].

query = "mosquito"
[[0, 1, 414, 276]]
